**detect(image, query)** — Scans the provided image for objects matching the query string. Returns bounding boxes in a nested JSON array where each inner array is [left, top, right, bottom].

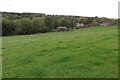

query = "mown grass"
[[2, 26, 118, 78]]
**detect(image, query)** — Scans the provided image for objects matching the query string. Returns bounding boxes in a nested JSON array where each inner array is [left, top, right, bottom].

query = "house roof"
[[100, 23, 109, 25], [57, 26, 67, 28]]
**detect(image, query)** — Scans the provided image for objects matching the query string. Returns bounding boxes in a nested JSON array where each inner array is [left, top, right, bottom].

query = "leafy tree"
[[0, 17, 2, 36], [32, 17, 46, 33], [12, 19, 22, 35], [20, 18, 32, 34], [53, 18, 59, 29], [68, 17, 76, 28], [92, 20, 99, 26], [1, 12, 117, 36], [44, 16, 54, 30], [2, 18, 15, 36]]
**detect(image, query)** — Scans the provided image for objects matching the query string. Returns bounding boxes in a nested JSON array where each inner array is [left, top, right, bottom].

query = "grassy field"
[[2, 26, 118, 78]]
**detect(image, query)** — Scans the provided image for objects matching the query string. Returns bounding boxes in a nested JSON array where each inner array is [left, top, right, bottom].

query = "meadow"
[[2, 26, 118, 78]]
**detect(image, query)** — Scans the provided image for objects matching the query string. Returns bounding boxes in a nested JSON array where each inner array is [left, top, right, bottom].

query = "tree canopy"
[[2, 12, 117, 36]]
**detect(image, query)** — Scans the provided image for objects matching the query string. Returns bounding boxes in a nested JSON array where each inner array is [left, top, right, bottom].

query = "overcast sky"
[[0, 0, 119, 18]]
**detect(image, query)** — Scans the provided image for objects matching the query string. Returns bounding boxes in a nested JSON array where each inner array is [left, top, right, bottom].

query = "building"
[[56, 26, 68, 31], [100, 23, 110, 26], [76, 23, 84, 28], [57, 26, 67, 29]]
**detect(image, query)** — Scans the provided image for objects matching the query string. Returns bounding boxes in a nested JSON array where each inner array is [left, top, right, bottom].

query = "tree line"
[[1, 12, 117, 36]]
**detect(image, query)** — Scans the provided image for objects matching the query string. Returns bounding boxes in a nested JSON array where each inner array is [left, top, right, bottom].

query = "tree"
[[53, 18, 59, 29], [92, 20, 99, 26], [68, 17, 76, 29], [2, 18, 15, 36], [0, 17, 2, 36], [2, 12, 117, 36], [32, 17, 46, 33], [44, 16, 54, 30], [57, 18, 67, 27], [20, 18, 32, 34], [12, 19, 22, 35]]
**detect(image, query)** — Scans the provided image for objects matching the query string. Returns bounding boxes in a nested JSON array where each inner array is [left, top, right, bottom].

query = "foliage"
[[2, 18, 15, 36], [32, 17, 46, 33], [2, 12, 117, 36]]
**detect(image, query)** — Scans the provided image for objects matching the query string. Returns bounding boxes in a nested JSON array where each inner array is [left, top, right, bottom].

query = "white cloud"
[[0, 0, 119, 18]]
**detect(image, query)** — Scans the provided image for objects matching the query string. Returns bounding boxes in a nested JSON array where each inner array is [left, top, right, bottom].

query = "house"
[[56, 26, 68, 31], [76, 23, 84, 28], [100, 23, 110, 26]]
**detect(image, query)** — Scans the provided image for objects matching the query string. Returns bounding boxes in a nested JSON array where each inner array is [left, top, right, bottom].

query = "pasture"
[[2, 26, 118, 78]]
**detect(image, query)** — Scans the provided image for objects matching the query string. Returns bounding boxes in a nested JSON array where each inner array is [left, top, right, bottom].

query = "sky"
[[0, 0, 119, 18]]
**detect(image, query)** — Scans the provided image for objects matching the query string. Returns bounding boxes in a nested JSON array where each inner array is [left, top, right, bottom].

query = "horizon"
[[1, 11, 117, 19]]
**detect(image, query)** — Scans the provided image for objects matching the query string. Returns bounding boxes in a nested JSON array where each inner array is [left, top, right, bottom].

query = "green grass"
[[2, 26, 118, 78]]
